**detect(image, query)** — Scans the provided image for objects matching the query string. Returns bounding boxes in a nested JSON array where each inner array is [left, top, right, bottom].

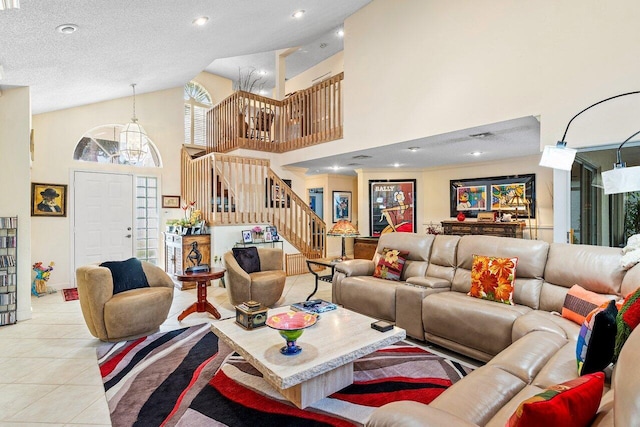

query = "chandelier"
[[119, 83, 150, 165]]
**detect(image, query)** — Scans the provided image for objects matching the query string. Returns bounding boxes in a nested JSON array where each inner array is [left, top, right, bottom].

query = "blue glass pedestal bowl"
[[266, 311, 318, 355]]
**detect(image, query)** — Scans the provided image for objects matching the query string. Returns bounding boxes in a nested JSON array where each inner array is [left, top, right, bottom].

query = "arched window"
[[184, 81, 213, 146], [73, 124, 161, 167]]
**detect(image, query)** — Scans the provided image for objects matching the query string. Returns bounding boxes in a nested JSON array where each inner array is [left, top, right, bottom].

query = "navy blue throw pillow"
[[232, 247, 261, 274], [100, 258, 150, 295]]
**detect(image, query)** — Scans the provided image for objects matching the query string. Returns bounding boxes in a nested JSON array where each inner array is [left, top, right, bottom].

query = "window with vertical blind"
[[135, 176, 159, 264], [184, 81, 213, 146]]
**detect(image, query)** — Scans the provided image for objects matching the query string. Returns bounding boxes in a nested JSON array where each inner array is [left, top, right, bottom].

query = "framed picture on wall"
[[449, 174, 536, 218], [31, 182, 67, 217], [332, 191, 352, 222], [369, 179, 416, 237], [162, 195, 181, 208], [265, 179, 292, 208]]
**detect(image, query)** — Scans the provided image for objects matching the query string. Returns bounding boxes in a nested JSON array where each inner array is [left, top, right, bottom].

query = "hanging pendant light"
[[119, 83, 149, 165]]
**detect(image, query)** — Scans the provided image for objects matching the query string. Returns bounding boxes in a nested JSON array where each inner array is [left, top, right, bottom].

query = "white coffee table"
[[211, 306, 406, 408]]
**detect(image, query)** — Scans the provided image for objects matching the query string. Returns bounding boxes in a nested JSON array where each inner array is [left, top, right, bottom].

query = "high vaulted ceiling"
[[0, 0, 370, 114]]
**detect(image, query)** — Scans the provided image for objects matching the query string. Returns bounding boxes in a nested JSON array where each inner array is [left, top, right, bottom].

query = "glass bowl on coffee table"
[[266, 311, 318, 355]]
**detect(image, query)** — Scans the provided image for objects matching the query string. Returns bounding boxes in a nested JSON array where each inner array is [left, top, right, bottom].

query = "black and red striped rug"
[[97, 324, 474, 426]]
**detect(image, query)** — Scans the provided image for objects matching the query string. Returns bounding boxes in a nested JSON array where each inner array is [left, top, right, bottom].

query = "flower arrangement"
[[167, 201, 206, 235], [252, 226, 263, 236]]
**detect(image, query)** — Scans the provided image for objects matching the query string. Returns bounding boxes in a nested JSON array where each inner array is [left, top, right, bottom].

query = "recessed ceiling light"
[[56, 24, 78, 34], [393, 163, 401, 167], [352, 155, 372, 159], [292, 10, 305, 19], [408, 147, 420, 152], [320, 43, 328, 49], [470, 151, 483, 156], [336, 28, 344, 37], [192, 16, 209, 26], [331, 165, 341, 170], [258, 70, 267, 75]]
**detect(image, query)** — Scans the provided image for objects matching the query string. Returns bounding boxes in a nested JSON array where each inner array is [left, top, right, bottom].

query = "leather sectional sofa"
[[332, 233, 640, 426]]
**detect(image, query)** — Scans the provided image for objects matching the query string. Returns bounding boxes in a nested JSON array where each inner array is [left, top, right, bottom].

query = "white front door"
[[73, 171, 134, 280]]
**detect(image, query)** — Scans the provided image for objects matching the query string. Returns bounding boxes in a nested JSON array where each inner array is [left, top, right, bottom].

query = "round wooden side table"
[[176, 268, 226, 321]]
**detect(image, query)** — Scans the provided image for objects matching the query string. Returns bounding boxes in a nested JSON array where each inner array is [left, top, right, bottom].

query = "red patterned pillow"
[[468, 255, 518, 305], [507, 372, 605, 427], [373, 248, 409, 281]]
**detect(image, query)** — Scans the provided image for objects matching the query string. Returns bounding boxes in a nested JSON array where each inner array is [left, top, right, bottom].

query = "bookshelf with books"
[[0, 217, 17, 326]]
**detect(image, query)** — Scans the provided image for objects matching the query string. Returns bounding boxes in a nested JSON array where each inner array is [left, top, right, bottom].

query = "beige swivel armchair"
[[76, 261, 174, 342], [224, 248, 286, 307]]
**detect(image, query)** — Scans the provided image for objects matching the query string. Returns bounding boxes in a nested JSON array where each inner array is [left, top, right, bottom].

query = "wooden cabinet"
[[441, 220, 525, 239], [164, 233, 211, 290], [354, 237, 379, 260]]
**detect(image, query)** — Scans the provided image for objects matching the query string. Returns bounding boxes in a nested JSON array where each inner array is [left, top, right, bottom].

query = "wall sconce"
[[540, 91, 640, 173]]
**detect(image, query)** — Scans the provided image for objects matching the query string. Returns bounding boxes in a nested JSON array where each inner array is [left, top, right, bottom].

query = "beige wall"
[[284, 51, 344, 95], [343, 0, 640, 153], [0, 87, 32, 320], [32, 87, 184, 287], [303, 174, 358, 258]]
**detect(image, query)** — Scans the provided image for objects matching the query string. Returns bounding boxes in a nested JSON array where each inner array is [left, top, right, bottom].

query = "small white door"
[[73, 171, 134, 278]]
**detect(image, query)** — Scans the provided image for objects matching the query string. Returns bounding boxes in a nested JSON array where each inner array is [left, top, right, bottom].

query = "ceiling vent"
[[346, 163, 362, 166], [469, 132, 494, 138], [352, 155, 372, 159]]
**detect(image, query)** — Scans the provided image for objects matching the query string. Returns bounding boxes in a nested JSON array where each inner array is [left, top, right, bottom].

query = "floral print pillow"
[[468, 255, 518, 305], [373, 248, 410, 281]]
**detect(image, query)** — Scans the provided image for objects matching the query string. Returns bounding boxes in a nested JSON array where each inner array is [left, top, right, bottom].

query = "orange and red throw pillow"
[[373, 248, 409, 281], [468, 255, 518, 305]]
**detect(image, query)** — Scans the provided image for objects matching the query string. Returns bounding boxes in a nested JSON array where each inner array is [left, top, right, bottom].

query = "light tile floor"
[[0, 271, 331, 426]]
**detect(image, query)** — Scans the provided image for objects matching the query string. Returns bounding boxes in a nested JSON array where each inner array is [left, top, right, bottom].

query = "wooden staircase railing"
[[206, 72, 343, 154], [181, 148, 326, 259]]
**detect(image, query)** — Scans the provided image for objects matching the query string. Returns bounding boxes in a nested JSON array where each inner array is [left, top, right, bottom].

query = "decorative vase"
[[457, 211, 466, 222], [266, 311, 318, 355]]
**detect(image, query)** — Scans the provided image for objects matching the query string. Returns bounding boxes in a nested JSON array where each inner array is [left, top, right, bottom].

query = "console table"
[[441, 220, 525, 239]]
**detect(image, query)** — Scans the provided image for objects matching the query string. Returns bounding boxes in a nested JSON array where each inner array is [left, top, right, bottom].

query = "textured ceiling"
[[0, 0, 371, 114], [288, 116, 543, 175]]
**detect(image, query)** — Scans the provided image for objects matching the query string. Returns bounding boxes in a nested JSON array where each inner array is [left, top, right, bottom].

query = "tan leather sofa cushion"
[[613, 325, 640, 426], [431, 364, 526, 426], [426, 235, 460, 282], [487, 330, 567, 384], [451, 236, 549, 309], [374, 232, 434, 261], [423, 292, 531, 357], [340, 276, 399, 321], [540, 243, 625, 313]]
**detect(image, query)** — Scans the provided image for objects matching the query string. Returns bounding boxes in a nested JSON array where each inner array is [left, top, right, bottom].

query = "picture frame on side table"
[[241, 230, 253, 243], [31, 182, 67, 217], [265, 226, 279, 241], [332, 191, 352, 222], [162, 195, 181, 208]]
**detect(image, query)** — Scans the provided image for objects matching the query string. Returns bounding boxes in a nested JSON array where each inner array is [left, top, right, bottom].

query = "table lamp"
[[327, 220, 360, 261]]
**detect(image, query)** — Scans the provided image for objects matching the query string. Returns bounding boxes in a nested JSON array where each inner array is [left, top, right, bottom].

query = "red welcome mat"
[[98, 324, 474, 426], [62, 288, 79, 302]]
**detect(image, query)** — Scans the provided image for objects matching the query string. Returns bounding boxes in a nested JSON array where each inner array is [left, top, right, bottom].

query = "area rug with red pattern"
[[97, 324, 474, 426]]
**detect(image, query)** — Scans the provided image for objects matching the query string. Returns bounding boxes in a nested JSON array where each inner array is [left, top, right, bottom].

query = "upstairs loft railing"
[[181, 148, 326, 259], [207, 72, 343, 154]]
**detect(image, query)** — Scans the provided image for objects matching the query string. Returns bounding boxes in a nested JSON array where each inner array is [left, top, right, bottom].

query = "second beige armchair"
[[224, 247, 286, 307]]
